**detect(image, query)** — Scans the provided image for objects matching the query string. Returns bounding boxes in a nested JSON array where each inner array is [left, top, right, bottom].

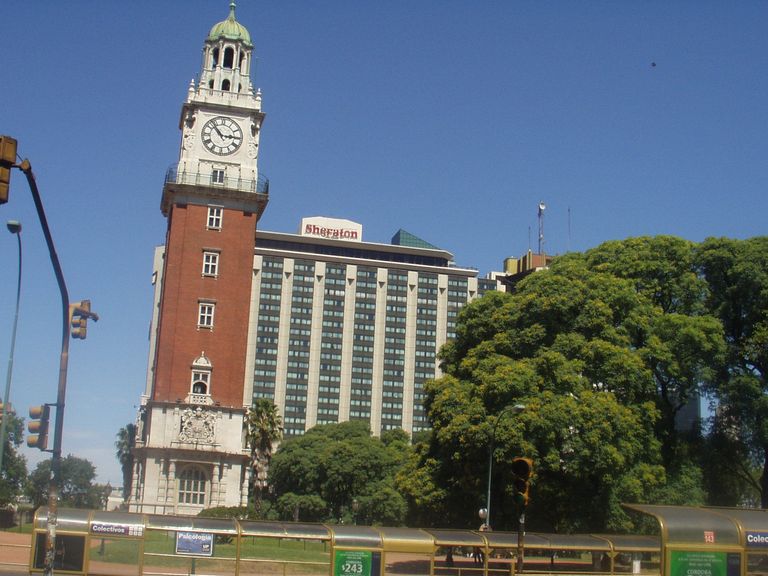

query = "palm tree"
[[245, 399, 283, 509], [115, 423, 136, 502]]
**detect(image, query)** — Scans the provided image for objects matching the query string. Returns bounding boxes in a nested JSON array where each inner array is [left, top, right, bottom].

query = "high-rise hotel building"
[[245, 217, 498, 438], [131, 6, 498, 514]]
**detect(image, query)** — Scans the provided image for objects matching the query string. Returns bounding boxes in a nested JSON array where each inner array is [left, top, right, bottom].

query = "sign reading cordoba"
[[300, 217, 362, 242]]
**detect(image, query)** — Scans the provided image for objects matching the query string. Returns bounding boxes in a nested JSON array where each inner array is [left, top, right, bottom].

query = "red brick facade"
[[152, 201, 256, 408]]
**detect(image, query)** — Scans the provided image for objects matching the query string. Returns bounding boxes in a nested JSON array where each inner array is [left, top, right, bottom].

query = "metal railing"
[[164, 164, 269, 195]]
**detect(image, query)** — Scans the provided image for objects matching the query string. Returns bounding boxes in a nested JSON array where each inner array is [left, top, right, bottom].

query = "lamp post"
[[0, 220, 22, 471], [484, 404, 525, 531]]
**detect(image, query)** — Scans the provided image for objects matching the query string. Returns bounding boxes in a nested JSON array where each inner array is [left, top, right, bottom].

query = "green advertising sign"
[[335, 550, 376, 576], [670, 551, 739, 576]]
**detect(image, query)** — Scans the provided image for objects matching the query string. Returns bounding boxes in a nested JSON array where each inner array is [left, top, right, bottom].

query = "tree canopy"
[[27, 454, 106, 509], [0, 409, 28, 507], [269, 420, 409, 525], [401, 236, 765, 532]]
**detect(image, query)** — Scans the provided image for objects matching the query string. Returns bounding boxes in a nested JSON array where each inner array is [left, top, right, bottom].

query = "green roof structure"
[[391, 229, 441, 250], [207, 2, 252, 47]]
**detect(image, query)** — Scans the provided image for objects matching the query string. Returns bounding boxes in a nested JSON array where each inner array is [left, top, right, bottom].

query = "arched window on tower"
[[190, 353, 212, 398], [222, 79, 231, 91], [212, 47, 220, 68], [178, 466, 208, 505], [223, 47, 234, 69]]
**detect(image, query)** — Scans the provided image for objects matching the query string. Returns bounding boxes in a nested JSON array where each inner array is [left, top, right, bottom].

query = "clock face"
[[201, 116, 243, 155]]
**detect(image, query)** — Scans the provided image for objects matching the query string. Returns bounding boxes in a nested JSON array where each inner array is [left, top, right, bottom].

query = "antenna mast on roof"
[[538, 201, 546, 255]]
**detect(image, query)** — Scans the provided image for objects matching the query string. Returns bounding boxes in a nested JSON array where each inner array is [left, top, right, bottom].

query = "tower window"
[[202, 252, 219, 277], [222, 79, 231, 92], [198, 302, 215, 329], [212, 169, 225, 184], [212, 47, 220, 68], [223, 47, 234, 69], [178, 466, 207, 505], [191, 370, 210, 395], [207, 207, 222, 230]]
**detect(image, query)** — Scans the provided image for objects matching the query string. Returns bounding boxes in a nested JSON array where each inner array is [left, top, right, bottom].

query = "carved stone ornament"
[[183, 131, 196, 151], [179, 406, 216, 444], [247, 139, 258, 159]]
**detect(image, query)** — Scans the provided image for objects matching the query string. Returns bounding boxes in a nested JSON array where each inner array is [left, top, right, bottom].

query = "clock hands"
[[214, 125, 239, 142]]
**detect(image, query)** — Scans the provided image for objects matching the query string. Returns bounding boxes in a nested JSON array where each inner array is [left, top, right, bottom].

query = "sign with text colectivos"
[[334, 549, 382, 576]]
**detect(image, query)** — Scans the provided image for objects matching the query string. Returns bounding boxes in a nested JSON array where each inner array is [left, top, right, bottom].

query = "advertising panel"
[[670, 551, 740, 576], [334, 549, 381, 576], [175, 531, 214, 556]]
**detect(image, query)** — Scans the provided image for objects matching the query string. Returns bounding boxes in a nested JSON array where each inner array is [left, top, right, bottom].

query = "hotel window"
[[207, 206, 223, 229], [178, 466, 207, 505], [202, 251, 219, 277], [198, 302, 215, 328]]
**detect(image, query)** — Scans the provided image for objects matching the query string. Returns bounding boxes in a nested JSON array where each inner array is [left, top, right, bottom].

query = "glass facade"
[[250, 233, 498, 437]]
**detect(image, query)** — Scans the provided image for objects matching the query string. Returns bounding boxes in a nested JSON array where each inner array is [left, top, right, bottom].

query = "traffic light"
[[511, 457, 533, 508], [70, 300, 98, 340], [0, 135, 18, 204], [27, 404, 51, 450]]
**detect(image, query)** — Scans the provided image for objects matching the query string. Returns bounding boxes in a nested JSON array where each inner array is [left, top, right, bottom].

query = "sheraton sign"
[[300, 217, 363, 242], [304, 224, 359, 240]]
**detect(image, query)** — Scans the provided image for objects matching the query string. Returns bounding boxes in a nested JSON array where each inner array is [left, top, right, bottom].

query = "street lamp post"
[[484, 404, 525, 531], [0, 220, 22, 471], [18, 157, 72, 576]]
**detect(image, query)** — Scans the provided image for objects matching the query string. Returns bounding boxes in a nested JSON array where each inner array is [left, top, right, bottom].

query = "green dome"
[[208, 2, 252, 47]]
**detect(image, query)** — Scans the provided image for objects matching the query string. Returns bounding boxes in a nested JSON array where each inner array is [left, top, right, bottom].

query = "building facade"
[[131, 7, 499, 515], [243, 217, 499, 438], [131, 5, 268, 514]]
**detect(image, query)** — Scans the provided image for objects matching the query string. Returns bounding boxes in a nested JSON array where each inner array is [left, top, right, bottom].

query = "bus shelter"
[[424, 529, 658, 576], [624, 504, 768, 576], [30, 508, 145, 575], [31, 507, 661, 576]]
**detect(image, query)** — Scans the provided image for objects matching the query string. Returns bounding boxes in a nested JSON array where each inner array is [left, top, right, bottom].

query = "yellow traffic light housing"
[[0, 135, 18, 204], [511, 457, 533, 508], [27, 404, 51, 450], [69, 300, 98, 340]]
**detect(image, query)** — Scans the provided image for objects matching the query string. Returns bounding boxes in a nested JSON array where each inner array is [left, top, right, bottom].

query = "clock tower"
[[131, 3, 268, 515]]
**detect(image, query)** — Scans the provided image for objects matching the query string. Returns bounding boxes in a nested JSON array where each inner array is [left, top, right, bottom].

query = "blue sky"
[[1, 1, 766, 485]]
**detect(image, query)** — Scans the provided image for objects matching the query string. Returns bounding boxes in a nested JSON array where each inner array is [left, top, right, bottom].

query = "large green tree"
[[696, 237, 768, 507], [583, 237, 725, 465], [27, 455, 104, 509], [0, 410, 28, 507], [269, 421, 409, 525], [405, 237, 728, 532]]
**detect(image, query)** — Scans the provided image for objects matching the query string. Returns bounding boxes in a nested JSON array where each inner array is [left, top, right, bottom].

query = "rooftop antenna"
[[537, 201, 546, 255], [567, 206, 571, 252]]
